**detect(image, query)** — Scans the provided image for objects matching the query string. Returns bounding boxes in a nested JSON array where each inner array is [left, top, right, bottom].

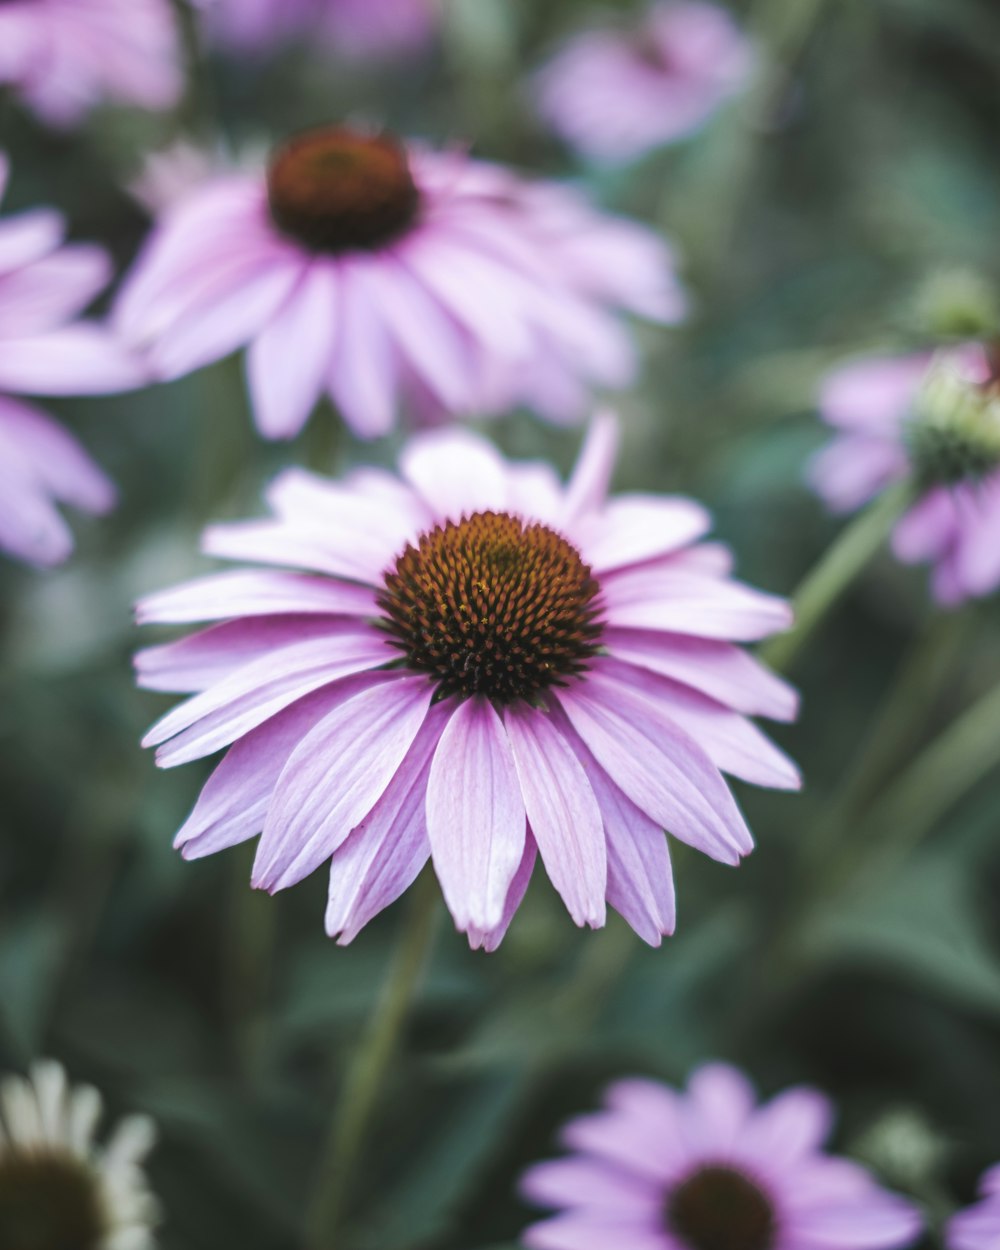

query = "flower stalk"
[[305, 871, 440, 1250]]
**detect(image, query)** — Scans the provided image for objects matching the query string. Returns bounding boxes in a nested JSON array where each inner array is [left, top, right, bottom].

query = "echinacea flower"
[[533, 2, 753, 166], [811, 343, 1000, 606], [521, 1063, 923, 1250], [0, 155, 144, 566], [114, 124, 685, 441], [947, 1164, 1000, 1250], [0, 1059, 158, 1250], [136, 415, 798, 949], [0, 0, 183, 129], [198, 0, 438, 58]]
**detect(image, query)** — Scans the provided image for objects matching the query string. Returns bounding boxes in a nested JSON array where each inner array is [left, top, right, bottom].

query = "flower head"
[[533, 2, 753, 166], [947, 1164, 1000, 1250], [521, 1063, 923, 1250], [811, 343, 1000, 606], [0, 0, 182, 128], [198, 0, 438, 58], [0, 155, 144, 566], [136, 415, 798, 949], [0, 1060, 158, 1250], [115, 124, 685, 441]]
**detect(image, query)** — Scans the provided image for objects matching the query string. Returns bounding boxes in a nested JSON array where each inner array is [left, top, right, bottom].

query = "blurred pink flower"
[[534, 2, 753, 166], [947, 1164, 1000, 1250], [811, 344, 1000, 606], [136, 414, 798, 948], [0, 0, 183, 129], [198, 0, 438, 58], [521, 1063, 923, 1250], [115, 125, 685, 440], [0, 156, 145, 566]]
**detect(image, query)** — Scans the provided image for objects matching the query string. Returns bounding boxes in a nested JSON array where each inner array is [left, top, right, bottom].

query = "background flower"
[[0, 155, 143, 566], [136, 416, 797, 948], [947, 1165, 1000, 1250], [522, 1063, 923, 1250], [199, 0, 439, 58], [0, 0, 183, 128], [811, 344, 1000, 604], [116, 127, 684, 440], [534, 1, 753, 165]]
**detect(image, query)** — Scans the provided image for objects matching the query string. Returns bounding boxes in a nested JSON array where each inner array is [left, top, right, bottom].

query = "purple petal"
[[425, 696, 526, 931], [466, 833, 538, 952], [505, 705, 606, 928], [557, 668, 752, 865], [602, 569, 792, 641], [573, 494, 711, 573], [135, 570, 377, 625], [561, 410, 620, 523], [254, 674, 433, 891]]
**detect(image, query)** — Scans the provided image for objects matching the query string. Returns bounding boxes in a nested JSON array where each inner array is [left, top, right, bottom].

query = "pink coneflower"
[[0, 0, 183, 129], [198, 0, 438, 58], [947, 1165, 1000, 1250], [0, 155, 144, 566], [534, 2, 753, 166], [521, 1063, 923, 1250], [811, 344, 1000, 606], [136, 415, 798, 949], [114, 124, 685, 441]]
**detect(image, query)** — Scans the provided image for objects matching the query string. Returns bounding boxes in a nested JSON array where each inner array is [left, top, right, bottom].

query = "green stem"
[[305, 872, 440, 1250], [849, 669, 1000, 886], [762, 482, 915, 674]]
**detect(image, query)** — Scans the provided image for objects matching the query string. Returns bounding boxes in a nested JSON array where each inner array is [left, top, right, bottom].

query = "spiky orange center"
[[377, 511, 603, 704]]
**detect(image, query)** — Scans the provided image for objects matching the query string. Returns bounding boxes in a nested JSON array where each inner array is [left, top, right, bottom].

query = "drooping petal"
[[254, 674, 433, 890], [426, 696, 526, 931]]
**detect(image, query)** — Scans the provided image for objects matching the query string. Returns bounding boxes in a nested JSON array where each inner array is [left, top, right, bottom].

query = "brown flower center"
[[266, 126, 421, 254], [666, 1165, 777, 1250], [0, 1150, 107, 1250], [377, 510, 603, 705]]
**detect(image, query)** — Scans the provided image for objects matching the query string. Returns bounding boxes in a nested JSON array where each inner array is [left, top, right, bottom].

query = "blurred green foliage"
[[3, 1, 1000, 1247]]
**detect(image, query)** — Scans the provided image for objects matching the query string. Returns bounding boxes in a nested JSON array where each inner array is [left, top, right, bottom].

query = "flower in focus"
[[533, 1, 753, 166], [947, 1164, 1000, 1250], [114, 124, 685, 441], [0, 1059, 158, 1250], [197, 0, 439, 58], [0, 0, 183, 129], [0, 155, 145, 567], [136, 414, 798, 949], [811, 343, 1000, 605], [521, 1063, 923, 1250]]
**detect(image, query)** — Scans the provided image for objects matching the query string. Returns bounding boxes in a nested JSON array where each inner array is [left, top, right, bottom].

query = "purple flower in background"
[[0, 156, 144, 567], [115, 125, 685, 440], [534, 2, 753, 166], [0, 0, 183, 129], [136, 415, 798, 949], [947, 1165, 1000, 1250], [198, 0, 438, 58], [521, 1063, 923, 1250], [811, 344, 1000, 605]]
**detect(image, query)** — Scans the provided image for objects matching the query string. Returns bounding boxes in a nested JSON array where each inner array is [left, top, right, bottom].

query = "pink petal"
[[0, 208, 64, 273], [0, 395, 114, 512], [254, 674, 433, 890], [0, 325, 146, 395], [246, 264, 339, 439], [604, 627, 798, 722], [144, 631, 392, 767], [174, 685, 349, 859], [399, 427, 510, 520], [572, 494, 712, 574], [602, 569, 792, 641], [819, 354, 928, 432], [425, 696, 526, 931], [325, 704, 450, 943], [557, 669, 752, 864], [505, 705, 606, 928], [466, 833, 538, 952], [561, 409, 620, 523], [136, 570, 377, 625], [520, 1157, 660, 1214], [743, 1087, 834, 1165], [327, 259, 398, 438], [0, 243, 110, 334], [808, 434, 907, 515], [523, 1215, 667, 1250]]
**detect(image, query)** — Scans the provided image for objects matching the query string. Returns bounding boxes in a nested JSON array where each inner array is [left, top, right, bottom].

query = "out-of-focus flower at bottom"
[[521, 1063, 923, 1250], [811, 343, 1000, 606], [533, 1, 753, 166], [0, 1060, 158, 1250], [947, 1165, 1000, 1250]]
